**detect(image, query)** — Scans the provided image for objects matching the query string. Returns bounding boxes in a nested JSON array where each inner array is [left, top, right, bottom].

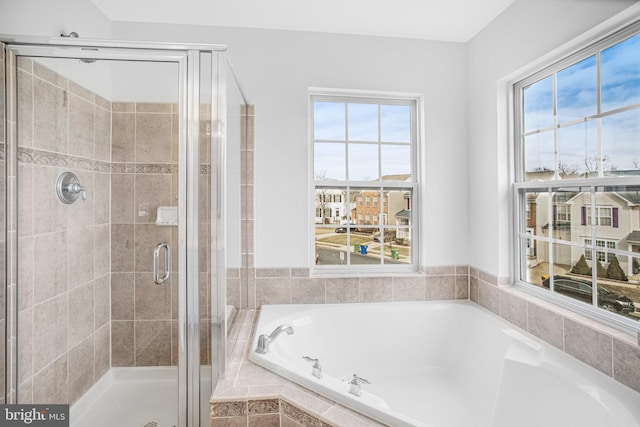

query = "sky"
[[313, 101, 412, 181], [523, 33, 640, 175]]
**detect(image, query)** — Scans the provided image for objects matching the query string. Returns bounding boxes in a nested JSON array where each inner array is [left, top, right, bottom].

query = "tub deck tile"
[[247, 384, 286, 399], [323, 405, 385, 427], [280, 384, 334, 415]]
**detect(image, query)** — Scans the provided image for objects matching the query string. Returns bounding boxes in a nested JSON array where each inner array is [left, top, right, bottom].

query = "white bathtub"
[[249, 301, 640, 427]]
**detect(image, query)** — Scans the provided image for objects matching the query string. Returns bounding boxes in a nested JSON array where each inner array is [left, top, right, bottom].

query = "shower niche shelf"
[[156, 206, 178, 226]]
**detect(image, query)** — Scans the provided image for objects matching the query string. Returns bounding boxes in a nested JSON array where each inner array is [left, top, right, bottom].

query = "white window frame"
[[512, 20, 640, 333], [309, 88, 422, 274]]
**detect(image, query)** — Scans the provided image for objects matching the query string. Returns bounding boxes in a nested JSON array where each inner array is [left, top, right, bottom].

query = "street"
[[316, 247, 404, 265]]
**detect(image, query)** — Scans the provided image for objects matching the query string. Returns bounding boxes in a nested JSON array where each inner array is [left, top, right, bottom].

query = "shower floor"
[[70, 366, 211, 427], [70, 307, 234, 427]]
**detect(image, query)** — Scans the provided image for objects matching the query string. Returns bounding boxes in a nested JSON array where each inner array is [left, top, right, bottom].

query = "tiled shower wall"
[[109, 102, 180, 367], [15, 59, 111, 404], [13, 61, 211, 405]]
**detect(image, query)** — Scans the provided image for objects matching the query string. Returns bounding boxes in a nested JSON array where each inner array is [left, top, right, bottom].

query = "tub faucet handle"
[[302, 356, 323, 379], [349, 374, 371, 397]]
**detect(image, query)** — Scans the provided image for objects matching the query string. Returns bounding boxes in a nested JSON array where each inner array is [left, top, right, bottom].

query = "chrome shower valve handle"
[[56, 171, 87, 204], [67, 182, 87, 200]]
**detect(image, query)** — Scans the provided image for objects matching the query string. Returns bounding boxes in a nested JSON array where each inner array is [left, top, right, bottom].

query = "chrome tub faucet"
[[255, 324, 294, 354]]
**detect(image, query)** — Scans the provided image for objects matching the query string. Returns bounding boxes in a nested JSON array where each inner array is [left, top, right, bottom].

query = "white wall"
[[0, 0, 111, 39], [466, 0, 638, 278], [0, 0, 114, 98], [112, 22, 470, 268]]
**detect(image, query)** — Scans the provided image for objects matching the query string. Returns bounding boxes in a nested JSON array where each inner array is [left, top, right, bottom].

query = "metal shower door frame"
[[2, 37, 227, 427]]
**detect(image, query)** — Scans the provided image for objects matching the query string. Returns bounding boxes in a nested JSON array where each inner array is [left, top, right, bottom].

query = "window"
[[312, 90, 419, 269], [586, 206, 614, 227], [514, 24, 640, 325], [554, 204, 571, 223], [584, 239, 616, 262]]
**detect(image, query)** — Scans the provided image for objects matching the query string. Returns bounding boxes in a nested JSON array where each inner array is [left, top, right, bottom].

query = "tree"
[[606, 256, 628, 282], [595, 260, 607, 278], [558, 161, 579, 178], [584, 155, 613, 177], [571, 255, 591, 275]]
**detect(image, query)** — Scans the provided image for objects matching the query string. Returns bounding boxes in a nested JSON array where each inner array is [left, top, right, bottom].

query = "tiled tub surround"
[[470, 268, 640, 395], [214, 270, 640, 427], [214, 268, 470, 427], [227, 266, 470, 309], [15, 58, 111, 404], [249, 301, 640, 427]]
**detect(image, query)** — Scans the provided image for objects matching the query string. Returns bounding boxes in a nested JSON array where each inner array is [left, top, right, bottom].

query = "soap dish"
[[156, 206, 178, 226]]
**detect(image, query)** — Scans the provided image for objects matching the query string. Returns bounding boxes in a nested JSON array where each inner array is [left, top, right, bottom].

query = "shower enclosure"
[[1, 36, 245, 427]]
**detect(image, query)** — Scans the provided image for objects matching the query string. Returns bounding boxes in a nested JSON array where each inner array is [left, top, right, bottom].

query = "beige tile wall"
[[15, 58, 111, 404], [233, 266, 469, 308]]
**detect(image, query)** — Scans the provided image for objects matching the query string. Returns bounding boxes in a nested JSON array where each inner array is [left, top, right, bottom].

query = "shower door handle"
[[153, 242, 170, 285]]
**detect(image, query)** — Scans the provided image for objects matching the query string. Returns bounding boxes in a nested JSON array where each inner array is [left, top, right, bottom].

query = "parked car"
[[542, 275, 635, 314], [335, 226, 358, 233]]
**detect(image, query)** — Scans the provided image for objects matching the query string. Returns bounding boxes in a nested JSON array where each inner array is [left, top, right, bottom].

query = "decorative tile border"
[[110, 162, 177, 174], [17, 147, 211, 175], [211, 400, 247, 417], [281, 399, 331, 427], [18, 147, 110, 173], [248, 398, 280, 415]]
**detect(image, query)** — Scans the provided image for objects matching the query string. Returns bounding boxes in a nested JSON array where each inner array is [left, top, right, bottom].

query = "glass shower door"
[[0, 42, 6, 405], [3, 41, 221, 427]]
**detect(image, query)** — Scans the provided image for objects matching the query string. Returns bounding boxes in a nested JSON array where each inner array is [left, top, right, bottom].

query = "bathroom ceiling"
[[90, 0, 516, 42]]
